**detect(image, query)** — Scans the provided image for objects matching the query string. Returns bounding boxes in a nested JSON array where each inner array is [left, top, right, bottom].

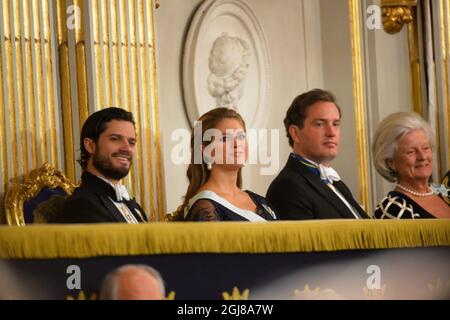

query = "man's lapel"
[[334, 181, 369, 218], [81, 172, 127, 222], [289, 157, 357, 218], [99, 196, 127, 222]]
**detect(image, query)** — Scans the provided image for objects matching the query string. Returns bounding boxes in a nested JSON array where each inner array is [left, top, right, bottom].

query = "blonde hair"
[[175, 107, 246, 219], [372, 112, 434, 182]]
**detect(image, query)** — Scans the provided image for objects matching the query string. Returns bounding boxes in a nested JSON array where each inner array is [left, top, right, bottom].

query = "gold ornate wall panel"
[[381, 0, 450, 174], [439, 0, 450, 167], [1, 0, 164, 221], [86, 0, 164, 220], [0, 0, 64, 190], [348, 0, 372, 213], [381, 0, 424, 115], [55, 0, 75, 182]]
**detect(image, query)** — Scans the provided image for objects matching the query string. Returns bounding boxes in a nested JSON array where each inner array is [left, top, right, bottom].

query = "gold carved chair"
[[4, 163, 77, 226]]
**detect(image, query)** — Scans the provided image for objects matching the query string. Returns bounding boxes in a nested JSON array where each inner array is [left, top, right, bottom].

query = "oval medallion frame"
[[183, 0, 271, 128]]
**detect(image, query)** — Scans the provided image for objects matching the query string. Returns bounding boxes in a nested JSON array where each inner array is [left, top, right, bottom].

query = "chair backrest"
[[4, 163, 77, 226]]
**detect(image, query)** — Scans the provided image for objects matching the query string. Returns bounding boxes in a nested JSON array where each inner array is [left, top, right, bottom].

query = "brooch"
[[431, 184, 449, 198], [262, 204, 277, 219]]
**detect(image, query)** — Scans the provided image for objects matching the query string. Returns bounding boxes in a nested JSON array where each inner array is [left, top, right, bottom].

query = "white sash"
[[185, 190, 267, 222]]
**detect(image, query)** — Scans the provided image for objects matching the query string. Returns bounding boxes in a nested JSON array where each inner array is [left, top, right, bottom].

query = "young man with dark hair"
[[50, 107, 147, 223], [266, 89, 368, 220]]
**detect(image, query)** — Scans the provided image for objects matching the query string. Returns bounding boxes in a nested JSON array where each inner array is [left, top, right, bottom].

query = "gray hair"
[[372, 112, 434, 182], [99, 264, 165, 300]]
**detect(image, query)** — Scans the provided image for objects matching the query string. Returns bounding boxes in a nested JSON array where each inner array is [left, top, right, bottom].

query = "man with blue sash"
[[266, 89, 368, 220]]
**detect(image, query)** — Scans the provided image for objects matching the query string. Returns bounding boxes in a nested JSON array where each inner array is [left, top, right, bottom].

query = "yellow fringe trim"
[[0, 219, 449, 259]]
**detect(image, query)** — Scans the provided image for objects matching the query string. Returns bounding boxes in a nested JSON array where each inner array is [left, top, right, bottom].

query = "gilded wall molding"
[[382, 6, 414, 34], [381, 0, 423, 114], [381, 0, 416, 34], [381, 0, 417, 31], [439, 0, 450, 168], [1, 0, 164, 221], [348, 0, 372, 213], [0, 0, 64, 186]]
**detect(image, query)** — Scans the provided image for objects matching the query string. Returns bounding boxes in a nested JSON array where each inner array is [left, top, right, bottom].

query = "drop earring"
[[204, 156, 213, 171]]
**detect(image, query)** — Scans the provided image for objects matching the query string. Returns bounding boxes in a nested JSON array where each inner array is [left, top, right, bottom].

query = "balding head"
[[100, 264, 165, 300]]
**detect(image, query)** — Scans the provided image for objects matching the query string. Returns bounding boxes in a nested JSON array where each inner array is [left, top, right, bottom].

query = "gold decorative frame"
[[439, 0, 450, 168], [381, 0, 415, 34], [381, 0, 423, 114], [4, 163, 77, 226], [58, 0, 165, 221], [348, 0, 372, 213]]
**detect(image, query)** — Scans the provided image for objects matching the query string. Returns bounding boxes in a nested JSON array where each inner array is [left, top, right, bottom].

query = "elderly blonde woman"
[[372, 112, 450, 219]]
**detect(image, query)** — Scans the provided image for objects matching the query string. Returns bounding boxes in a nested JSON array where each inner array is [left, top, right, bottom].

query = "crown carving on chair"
[[293, 284, 342, 300], [4, 162, 77, 226], [164, 291, 176, 300], [222, 287, 250, 300], [362, 284, 387, 299], [66, 290, 97, 300]]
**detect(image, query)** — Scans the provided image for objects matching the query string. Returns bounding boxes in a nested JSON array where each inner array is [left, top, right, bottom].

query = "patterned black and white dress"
[[374, 191, 449, 219]]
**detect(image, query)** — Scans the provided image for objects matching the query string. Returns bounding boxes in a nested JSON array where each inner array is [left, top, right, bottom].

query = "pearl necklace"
[[396, 184, 435, 197]]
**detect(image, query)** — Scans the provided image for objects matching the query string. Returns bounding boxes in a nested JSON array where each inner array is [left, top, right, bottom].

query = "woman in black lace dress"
[[372, 112, 450, 219], [175, 107, 277, 221]]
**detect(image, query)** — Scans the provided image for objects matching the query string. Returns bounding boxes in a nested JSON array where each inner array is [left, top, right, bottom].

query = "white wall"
[[154, 0, 203, 213], [319, 0, 359, 199], [154, 0, 411, 214], [154, 0, 323, 212], [363, 0, 411, 208], [319, 0, 411, 211]]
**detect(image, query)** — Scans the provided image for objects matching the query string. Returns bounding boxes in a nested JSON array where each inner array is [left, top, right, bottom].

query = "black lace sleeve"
[[246, 191, 277, 220], [184, 199, 220, 221]]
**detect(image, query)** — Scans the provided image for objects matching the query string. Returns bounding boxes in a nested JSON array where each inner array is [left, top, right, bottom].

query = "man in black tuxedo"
[[50, 107, 147, 223], [266, 89, 368, 220]]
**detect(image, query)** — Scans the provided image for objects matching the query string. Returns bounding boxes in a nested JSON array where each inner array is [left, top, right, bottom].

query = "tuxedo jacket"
[[49, 171, 148, 223], [266, 156, 369, 220]]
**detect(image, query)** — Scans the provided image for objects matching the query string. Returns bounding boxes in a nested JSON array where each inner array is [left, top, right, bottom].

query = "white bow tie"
[[114, 184, 131, 201], [318, 165, 341, 184]]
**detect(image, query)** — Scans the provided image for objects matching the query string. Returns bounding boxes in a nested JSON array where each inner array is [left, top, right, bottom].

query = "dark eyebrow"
[[108, 133, 136, 142], [312, 118, 340, 122]]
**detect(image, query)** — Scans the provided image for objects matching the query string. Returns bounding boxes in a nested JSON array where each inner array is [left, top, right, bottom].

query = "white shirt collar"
[[96, 175, 130, 201]]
